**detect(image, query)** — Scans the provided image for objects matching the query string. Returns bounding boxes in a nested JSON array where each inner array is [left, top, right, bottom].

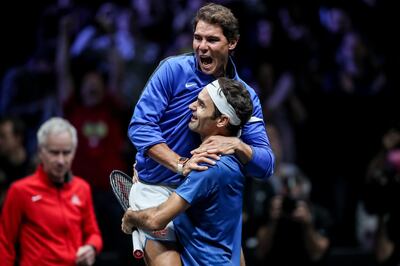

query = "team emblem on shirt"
[[31, 195, 42, 202], [185, 82, 197, 88], [71, 194, 82, 206]]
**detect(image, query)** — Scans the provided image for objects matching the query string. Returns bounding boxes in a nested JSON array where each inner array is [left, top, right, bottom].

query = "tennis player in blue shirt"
[[123, 77, 254, 265], [127, 3, 274, 265]]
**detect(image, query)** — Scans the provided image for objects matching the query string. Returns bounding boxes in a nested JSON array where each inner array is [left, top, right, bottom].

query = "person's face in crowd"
[[193, 20, 238, 77], [39, 132, 76, 184], [81, 72, 105, 107], [188, 87, 223, 139], [0, 121, 20, 157], [96, 2, 117, 31]]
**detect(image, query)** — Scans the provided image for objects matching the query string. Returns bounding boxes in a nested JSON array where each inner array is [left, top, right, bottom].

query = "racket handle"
[[132, 230, 144, 259]]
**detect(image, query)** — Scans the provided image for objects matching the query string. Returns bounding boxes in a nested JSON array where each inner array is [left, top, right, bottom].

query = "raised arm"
[[121, 193, 189, 232], [56, 15, 75, 105]]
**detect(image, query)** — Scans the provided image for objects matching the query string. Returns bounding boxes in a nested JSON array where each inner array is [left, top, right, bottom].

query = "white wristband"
[[177, 157, 189, 175]]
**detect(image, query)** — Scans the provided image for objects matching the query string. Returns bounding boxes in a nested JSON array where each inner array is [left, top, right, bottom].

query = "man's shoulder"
[[235, 77, 258, 98], [8, 173, 38, 193], [191, 155, 241, 179], [71, 175, 91, 188], [215, 155, 241, 169], [160, 53, 194, 66]]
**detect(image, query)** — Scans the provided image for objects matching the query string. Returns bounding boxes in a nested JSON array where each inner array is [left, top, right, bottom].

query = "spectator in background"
[[56, 13, 132, 265], [362, 124, 400, 265], [322, 30, 386, 96], [57, 11, 130, 193], [0, 45, 60, 156], [254, 167, 332, 266], [256, 167, 331, 266], [0, 117, 36, 210], [0, 117, 102, 266], [69, 1, 155, 108], [248, 124, 331, 266], [70, 2, 135, 66]]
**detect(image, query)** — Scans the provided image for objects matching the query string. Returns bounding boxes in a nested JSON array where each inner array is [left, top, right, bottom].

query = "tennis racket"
[[109, 170, 132, 211], [109, 170, 144, 259]]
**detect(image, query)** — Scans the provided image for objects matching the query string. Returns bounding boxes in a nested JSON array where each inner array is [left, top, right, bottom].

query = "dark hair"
[[212, 77, 253, 136], [192, 3, 240, 43], [0, 116, 25, 139]]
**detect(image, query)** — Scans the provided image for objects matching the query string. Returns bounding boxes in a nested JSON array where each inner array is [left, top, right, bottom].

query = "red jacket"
[[0, 165, 103, 266]]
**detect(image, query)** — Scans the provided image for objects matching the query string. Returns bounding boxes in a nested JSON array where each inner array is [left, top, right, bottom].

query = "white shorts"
[[129, 181, 176, 242]]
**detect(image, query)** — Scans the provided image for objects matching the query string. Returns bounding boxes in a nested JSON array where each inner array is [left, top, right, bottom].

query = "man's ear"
[[217, 116, 229, 128], [228, 38, 239, 51]]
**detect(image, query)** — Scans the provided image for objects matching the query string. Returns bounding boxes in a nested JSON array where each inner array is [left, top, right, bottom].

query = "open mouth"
[[200, 55, 213, 67], [191, 114, 198, 121]]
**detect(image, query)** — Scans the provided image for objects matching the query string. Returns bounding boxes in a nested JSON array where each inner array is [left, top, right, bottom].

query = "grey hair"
[[37, 117, 78, 148]]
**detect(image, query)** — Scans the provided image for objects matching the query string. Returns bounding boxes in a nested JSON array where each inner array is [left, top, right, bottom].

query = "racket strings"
[[110, 170, 133, 211]]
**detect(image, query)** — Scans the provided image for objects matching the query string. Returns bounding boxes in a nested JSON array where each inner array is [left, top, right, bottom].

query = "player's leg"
[[144, 240, 181, 266], [130, 182, 180, 265]]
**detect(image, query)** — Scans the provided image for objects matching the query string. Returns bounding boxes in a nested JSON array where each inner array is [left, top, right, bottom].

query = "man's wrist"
[[235, 139, 252, 164], [177, 157, 189, 175]]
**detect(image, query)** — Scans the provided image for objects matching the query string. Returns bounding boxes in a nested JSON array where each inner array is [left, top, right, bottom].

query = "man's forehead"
[[199, 87, 210, 100], [199, 88, 215, 108], [195, 20, 224, 36]]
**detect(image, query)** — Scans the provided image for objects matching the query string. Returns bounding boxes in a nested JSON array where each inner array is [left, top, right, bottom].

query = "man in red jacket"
[[0, 117, 102, 266]]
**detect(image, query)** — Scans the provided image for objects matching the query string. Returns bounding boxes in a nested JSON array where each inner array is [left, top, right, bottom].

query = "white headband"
[[205, 80, 241, 126]]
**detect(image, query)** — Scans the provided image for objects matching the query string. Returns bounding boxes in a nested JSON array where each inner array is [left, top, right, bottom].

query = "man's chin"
[[188, 123, 197, 132], [199, 64, 216, 75], [49, 172, 67, 183]]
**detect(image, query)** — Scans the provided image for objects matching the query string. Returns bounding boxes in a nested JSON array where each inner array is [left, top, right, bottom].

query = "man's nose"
[[189, 101, 196, 110], [56, 153, 66, 163], [198, 40, 208, 51]]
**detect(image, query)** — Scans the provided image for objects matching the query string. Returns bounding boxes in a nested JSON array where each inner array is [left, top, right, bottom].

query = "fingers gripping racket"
[[109, 170, 144, 259]]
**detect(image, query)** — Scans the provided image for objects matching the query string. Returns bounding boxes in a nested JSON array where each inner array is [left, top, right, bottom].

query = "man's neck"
[[201, 129, 230, 142]]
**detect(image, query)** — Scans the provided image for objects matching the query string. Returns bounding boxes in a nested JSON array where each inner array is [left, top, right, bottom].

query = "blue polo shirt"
[[128, 53, 274, 186], [174, 155, 244, 266]]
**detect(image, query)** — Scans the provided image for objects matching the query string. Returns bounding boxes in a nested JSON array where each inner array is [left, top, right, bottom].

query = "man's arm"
[[375, 216, 395, 263], [190, 131, 274, 180], [147, 143, 218, 175], [191, 135, 251, 163], [293, 201, 330, 261], [191, 122, 274, 180], [0, 185, 23, 266], [80, 184, 103, 253], [122, 193, 190, 233]]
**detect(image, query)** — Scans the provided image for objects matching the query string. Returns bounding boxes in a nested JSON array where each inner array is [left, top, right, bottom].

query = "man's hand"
[[182, 152, 220, 176], [121, 208, 135, 234], [75, 245, 96, 266], [269, 195, 283, 222], [191, 135, 252, 164], [191, 135, 240, 155], [292, 200, 312, 225]]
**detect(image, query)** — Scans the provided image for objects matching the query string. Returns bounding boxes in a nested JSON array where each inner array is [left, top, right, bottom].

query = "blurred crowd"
[[0, 0, 398, 265]]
